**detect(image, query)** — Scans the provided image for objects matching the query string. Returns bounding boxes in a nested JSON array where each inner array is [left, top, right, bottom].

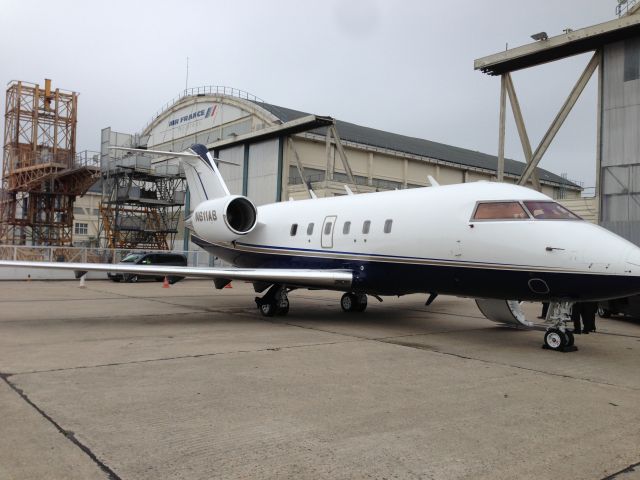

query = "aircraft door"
[[321, 215, 337, 248]]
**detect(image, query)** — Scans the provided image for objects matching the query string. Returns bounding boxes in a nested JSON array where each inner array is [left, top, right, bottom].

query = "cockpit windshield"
[[472, 200, 582, 221], [523, 201, 581, 220], [472, 202, 528, 220]]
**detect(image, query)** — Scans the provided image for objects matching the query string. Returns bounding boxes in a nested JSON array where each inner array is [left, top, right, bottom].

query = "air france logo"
[[168, 104, 217, 127]]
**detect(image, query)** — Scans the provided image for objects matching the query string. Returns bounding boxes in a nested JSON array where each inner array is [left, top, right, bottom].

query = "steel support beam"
[[497, 75, 506, 182], [504, 74, 541, 191], [517, 52, 600, 186], [288, 137, 313, 199], [330, 124, 359, 193]]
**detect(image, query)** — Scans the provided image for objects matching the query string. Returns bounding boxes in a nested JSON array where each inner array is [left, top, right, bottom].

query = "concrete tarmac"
[[0, 279, 639, 480]]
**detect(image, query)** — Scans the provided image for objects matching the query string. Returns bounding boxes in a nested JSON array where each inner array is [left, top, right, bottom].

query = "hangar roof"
[[251, 101, 579, 189]]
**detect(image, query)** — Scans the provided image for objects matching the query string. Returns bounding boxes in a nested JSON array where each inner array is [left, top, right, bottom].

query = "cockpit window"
[[523, 201, 581, 220], [473, 202, 529, 220]]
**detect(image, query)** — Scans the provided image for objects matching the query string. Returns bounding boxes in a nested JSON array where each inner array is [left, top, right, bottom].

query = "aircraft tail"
[[182, 144, 231, 206]]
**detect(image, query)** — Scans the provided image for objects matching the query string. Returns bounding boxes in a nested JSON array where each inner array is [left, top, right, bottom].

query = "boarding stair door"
[[321, 215, 337, 248]]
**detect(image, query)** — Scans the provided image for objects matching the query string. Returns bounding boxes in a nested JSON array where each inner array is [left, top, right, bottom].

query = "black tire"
[[356, 294, 368, 312], [544, 328, 566, 351], [565, 331, 575, 347], [276, 298, 290, 316], [341, 293, 357, 312], [598, 306, 611, 318], [260, 301, 277, 317]]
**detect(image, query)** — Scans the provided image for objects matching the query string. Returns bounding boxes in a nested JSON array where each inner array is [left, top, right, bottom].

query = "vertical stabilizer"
[[182, 144, 231, 206]]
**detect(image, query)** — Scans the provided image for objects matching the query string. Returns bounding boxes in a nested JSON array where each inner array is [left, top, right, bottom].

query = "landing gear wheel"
[[276, 298, 290, 316], [341, 293, 357, 312], [564, 331, 575, 347], [598, 306, 611, 318], [356, 294, 368, 312], [260, 301, 277, 317], [544, 328, 566, 351], [128, 275, 138, 283]]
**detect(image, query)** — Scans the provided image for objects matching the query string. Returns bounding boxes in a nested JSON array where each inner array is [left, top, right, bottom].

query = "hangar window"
[[473, 202, 529, 220], [290, 224, 298, 236], [307, 223, 315, 235], [362, 220, 371, 234], [624, 37, 640, 82], [523, 201, 581, 220], [343, 221, 351, 234], [384, 219, 393, 233]]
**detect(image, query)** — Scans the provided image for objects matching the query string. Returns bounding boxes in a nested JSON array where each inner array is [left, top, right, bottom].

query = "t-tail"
[[182, 144, 231, 205], [183, 144, 258, 239]]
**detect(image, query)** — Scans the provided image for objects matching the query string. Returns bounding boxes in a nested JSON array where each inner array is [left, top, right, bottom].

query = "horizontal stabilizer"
[[427, 175, 440, 187]]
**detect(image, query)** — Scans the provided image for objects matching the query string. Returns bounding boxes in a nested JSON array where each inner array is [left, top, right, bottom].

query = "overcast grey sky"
[[0, 0, 620, 189]]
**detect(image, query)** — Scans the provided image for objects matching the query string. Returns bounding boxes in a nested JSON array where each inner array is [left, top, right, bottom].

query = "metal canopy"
[[205, 114, 334, 150], [475, 14, 640, 75]]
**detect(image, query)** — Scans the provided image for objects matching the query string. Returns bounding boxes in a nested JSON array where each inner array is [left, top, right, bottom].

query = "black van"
[[108, 252, 188, 284]]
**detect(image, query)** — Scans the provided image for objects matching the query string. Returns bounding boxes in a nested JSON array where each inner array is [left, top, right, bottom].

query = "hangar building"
[[99, 86, 580, 250]]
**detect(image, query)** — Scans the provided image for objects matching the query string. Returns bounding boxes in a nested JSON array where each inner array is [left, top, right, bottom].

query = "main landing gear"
[[542, 301, 577, 352], [340, 293, 368, 312], [255, 285, 290, 317], [255, 287, 371, 317]]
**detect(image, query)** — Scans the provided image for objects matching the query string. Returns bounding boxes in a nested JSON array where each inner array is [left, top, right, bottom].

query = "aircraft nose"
[[626, 247, 640, 268]]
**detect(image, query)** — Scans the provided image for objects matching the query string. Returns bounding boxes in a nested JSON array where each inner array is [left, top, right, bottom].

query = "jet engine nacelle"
[[191, 195, 258, 242]]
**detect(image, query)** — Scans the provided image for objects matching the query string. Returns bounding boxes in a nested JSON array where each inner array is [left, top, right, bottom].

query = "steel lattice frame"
[[0, 80, 97, 245], [98, 166, 185, 250]]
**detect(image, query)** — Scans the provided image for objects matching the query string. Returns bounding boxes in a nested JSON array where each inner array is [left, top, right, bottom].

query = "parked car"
[[107, 252, 187, 284], [598, 294, 640, 319]]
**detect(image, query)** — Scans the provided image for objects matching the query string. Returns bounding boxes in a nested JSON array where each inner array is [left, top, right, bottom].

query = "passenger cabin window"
[[324, 222, 333, 235], [384, 219, 393, 233], [343, 221, 351, 234], [290, 224, 298, 236], [524, 201, 581, 220], [362, 220, 371, 234], [307, 223, 314, 235], [473, 202, 528, 220]]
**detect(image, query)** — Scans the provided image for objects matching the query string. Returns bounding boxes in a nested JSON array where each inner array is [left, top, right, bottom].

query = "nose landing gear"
[[543, 302, 578, 352]]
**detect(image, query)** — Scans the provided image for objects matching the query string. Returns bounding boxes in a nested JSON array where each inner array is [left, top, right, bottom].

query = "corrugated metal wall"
[[247, 140, 279, 206], [601, 40, 640, 245]]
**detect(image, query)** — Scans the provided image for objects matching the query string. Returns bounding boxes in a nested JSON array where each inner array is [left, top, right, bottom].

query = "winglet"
[[427, 175, 440, 187]]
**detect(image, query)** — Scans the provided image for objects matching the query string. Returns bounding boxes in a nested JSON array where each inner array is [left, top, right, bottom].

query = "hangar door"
[[217, 145, 245, 196], [248, 139, 279, 206]]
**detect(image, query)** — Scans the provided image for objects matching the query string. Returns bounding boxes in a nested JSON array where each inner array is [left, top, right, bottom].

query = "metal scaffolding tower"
[[0, 79, 99, 245], [98, 134, 186, 250]]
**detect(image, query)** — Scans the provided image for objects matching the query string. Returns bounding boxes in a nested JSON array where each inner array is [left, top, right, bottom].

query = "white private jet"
[[3, 143, 640, 351]]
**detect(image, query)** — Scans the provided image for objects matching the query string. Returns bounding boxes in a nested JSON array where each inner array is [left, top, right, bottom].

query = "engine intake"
[[225, 196, 257, 234], [191, 195, 258, 242]]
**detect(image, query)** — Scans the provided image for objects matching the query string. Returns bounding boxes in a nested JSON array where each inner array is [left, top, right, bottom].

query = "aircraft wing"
[[0, 261, 353, 289]]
